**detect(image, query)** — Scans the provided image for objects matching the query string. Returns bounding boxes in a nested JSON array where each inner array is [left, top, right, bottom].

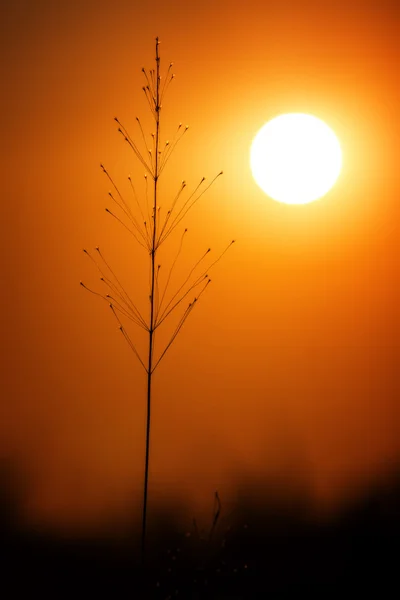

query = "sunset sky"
[[2, 0, 400, 534]]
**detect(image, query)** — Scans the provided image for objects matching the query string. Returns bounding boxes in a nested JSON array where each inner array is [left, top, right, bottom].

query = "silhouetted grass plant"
[[81, 37, 234, 566], [148, 491, 250, 599]]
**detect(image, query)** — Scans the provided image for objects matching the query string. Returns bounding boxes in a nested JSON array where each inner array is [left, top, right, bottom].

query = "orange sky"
[[2, 0, 400, 533]]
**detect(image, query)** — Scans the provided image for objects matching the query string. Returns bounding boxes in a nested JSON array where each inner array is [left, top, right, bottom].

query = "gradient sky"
[[2, 0, 400, 533]]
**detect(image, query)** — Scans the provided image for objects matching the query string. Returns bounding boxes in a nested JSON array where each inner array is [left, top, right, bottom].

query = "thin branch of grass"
[[105, 207, 150, 250], [81, 273, 147, 332], [192, 490, 222, 543], [80, 280, 107, 300], [81, 280, 145, 333], [160, 73, 175, 106], [155, 240, 234, 329], [157, 176, 205, 246], [152, 303, 195, 373], [82, 248, 118, 288], [154, 264, 161, 317], [159, 62, 173, 102], [136, 116, 153, 169], [100, 275, 146, 323], [149, 68, 156, 99], [109, 304, 148, 372], [158, 124, 188, 175], [104, 293, 148, 330], [144, 174, 153, 235], [141, 68, 155, 100], [152, 277, 211, 373], [155, 247, 211, 326], [201, 239, 236, 274], [106, 190, 133, 225], [142, 84, 156, 118], [157, 122, 181, 172], [151, 132, 156, 165], [128, 175, 145, 224], [156, 228, 187, 322], [94, 260, 148, 330], [154, 273, 209, 333], [95, 246, 148, 328], [103, 176, 151, 249], [156, 180, 187, 248], [209, 491, 221, 542], [159, 172, 223, 245], [115, 117, 154, 176], [101, 164, 136, 223], [127, 174, 153, 248]]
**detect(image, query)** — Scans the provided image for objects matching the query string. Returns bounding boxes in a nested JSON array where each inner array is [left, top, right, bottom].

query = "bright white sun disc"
[[250, 113, 342, 205]]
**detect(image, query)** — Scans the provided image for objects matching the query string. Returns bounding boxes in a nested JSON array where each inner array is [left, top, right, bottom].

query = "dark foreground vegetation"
[[1, 469, 399, 598]]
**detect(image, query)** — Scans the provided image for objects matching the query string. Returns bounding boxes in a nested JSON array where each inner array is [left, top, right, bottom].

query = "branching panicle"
[[81, 37, 234, 567]]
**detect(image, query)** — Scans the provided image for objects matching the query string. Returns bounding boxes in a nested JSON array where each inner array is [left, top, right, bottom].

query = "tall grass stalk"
[[81, 37, 234, 566]]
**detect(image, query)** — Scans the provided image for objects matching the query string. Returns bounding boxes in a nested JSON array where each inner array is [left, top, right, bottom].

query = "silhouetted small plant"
[[150, 492, 250, 599], [81, 38, 234, 566]]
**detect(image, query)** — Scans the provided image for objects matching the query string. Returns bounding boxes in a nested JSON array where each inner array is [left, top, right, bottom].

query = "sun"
[[250, 113, 342, 205]]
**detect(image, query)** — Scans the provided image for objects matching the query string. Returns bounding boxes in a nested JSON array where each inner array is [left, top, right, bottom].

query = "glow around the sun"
[[250, 113, 342, 205]]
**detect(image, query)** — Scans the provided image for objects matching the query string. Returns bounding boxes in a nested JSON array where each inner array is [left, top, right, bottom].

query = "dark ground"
[[1, 467, 399, 598]]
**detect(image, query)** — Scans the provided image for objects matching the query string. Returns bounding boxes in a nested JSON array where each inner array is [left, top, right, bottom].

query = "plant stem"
[[141, 37, 160, 567]]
